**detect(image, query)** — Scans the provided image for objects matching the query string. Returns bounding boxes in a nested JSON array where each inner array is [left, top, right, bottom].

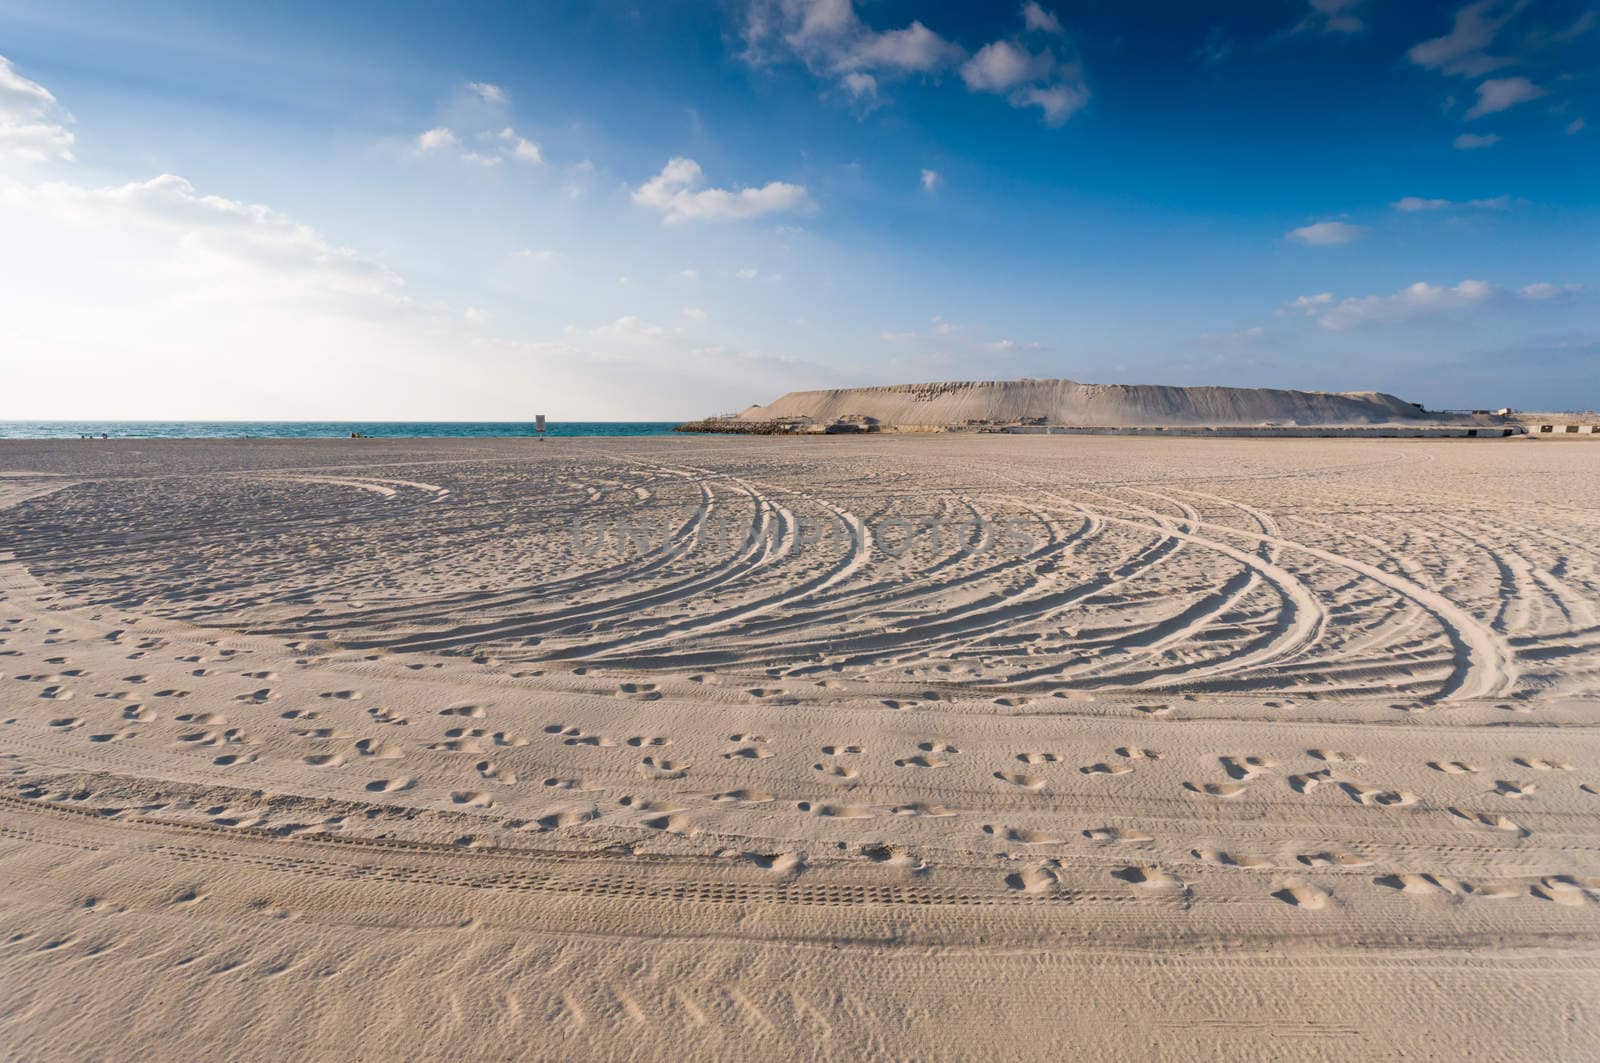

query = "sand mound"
[[736, 379, 1431, 428]]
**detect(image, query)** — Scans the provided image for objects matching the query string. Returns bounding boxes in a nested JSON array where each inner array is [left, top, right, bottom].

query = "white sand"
[[2, 434, 1598, 1059]]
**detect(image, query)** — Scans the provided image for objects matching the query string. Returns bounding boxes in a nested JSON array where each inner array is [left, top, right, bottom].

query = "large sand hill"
[[2, 434, 1599, 1059], [737, 378, 1437, 427]]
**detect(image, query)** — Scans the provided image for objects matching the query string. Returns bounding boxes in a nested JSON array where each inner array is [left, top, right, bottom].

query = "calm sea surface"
[[0, 421, 683, 440]]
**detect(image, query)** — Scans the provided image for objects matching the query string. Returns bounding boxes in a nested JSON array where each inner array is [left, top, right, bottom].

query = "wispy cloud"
[[1408, 0, 1521, 77], [1289, 278, 1579, 329], [1393, 194, 1512, 211], [1286, 220, 1366, 245], [632, 157, 811, 224], [1454, 132, 1501, 149], [1465, 75, 1544, 118], [0, 54, 75, 162], [1297, 0, 1367, 35], [465, 81, 507, 105]]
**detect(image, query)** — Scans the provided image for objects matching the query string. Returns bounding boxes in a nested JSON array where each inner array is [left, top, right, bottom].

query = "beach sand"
[[2, 434, 1597, 1059]]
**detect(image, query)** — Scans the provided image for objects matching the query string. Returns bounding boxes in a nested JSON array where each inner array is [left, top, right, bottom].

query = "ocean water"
[[0, 421, 683, 440]]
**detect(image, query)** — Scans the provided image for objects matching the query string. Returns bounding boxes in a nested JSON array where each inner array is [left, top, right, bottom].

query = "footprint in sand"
[[724, 744, 773, 759], [450, 790, 493, 807], [1134, 704, 1172, 717], [1116, 747, 1162, 760], [365, 777, 415, 793], [302, 754, 344, 768], [1375, 873, 1466, 897], [564, 733, 617, 748], [919, 742, 959, 753], [1429, 760, 1477, 774], [1194, 848, 1273, 868], [626, 736, 671, 747], [1515, 757, 1572, 772], [861, 844, 925, 870], [234, 688, 276, 704], [1084, 826, 1152, 844], [821, 744, 861, 756], [891, 802, 958, 817], [895, 754, 949, 769], [638, 756, 689, 780], [439, 705, 485, 719], [1493, 779, 1537, 799], [710, 789, 774, 804], [994, 771, 1045, 790], [1017, 752, 1062, 764], [1112, 865, 1183, 889], [617, 683, 661, 701], [744, 851, 802, 873], [531, 809, 599, 830], [1297, 850, 1372, 868], [542, 777, 602, 792], [1005, 865, 1061, 893], [1220, 755, 1274, 781], [1449, 807, 1530, 837], [984, 825, 1062, 845], [1308, 749, 1366, 764], [213, 752, 258, 767], [1340, 782, 1417, 807], [1272, 882, 1330, 910], [1082, 762, 1133, 776], [476, 760, 518, 785], [1184, 781, 1247, 798], [319, 690, 362, 701], [813, 763, 859, 780], [46, 717, 83, 729], [795, 801, 872, 819]]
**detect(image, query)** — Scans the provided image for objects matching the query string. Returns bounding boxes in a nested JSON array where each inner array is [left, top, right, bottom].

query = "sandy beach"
[[2, 434, 1598, 1059]]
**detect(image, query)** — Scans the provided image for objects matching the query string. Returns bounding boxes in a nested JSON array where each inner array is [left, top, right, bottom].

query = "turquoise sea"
[[0, 421, 683, 440]]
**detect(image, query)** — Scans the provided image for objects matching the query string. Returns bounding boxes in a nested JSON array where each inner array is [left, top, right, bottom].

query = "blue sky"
[[1, 0, 1595, 418]]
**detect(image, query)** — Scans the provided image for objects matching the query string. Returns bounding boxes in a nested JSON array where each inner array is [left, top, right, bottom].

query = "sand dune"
[[736, 378, 1440, 427], [2, 435, 1599, 1059]]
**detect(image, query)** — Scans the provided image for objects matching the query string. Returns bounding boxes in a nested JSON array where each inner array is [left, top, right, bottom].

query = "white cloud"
[[920, 168, 940, 191], [0, 54, 76, 162], [985, 338, 1016, 352], [1393, 194, 1511, 211], [1465, 76, 1545, 119], [632, 157, 811, 224], [735, 267, 761, 280], [677, 267, 700, 282], [466, 81, 507, 105], [961, 41, 1047, 92], [1310, 279, 1496, 329], [1013, 83, 1087, 125], [741, 2, 1086, 124], [592, 315, 669, 340], [1022, 3, 1063, 34], [497, 127, 543, 163], [1408, 0, 1519, 77], [840, 71, 878, 101], [1289, 292, 1334, 313], [416, 127, 459, 153], [464, 305, 489, 325], [1518, 282, 1582, 301], [849, 21, 962, 72], [1569, 117, 1587, 134], [5, 173, 404, 302], [1454, 132, 1501, 149], [513, 248, 558, 263], [1286, 220, 1367, 245], [682, 306, 708, 320], [1299, 0, 1366, 34]]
